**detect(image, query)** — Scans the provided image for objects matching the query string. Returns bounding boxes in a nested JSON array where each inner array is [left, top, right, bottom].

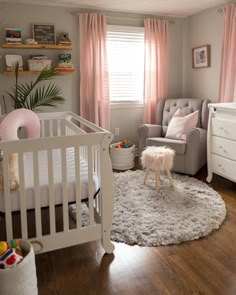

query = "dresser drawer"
[[211, 136, 236, 161], [212, 154, 236, 182], [212, 118, 236, 141]]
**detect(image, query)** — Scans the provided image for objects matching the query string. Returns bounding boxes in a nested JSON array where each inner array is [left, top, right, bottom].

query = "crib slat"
[[49, 120, 53, 136], [88, 146, 94, 225], [3, 154, 13, 240], [33, 151, 42, 238], [18, 153, 28, 239], [61, 147, 69, 231], [96, 147, 102, 215], [57, 119, 61, 136], [85, 146, 88, 162], [48, 149, 56, 234], [75, 147, 81, 228], [41, 120, 45, 137], [61, 119, 66, 136]]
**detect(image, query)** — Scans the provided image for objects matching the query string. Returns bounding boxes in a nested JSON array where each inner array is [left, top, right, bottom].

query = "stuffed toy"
[[0, 153, 19, 191], [0, 108, 40, 192]]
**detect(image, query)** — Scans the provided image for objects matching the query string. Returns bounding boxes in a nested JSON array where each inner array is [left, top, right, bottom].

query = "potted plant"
[[2, 63, 65, 113]]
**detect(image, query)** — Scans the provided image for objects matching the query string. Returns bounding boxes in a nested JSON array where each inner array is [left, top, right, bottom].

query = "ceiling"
[[0, 0, 229, 17]]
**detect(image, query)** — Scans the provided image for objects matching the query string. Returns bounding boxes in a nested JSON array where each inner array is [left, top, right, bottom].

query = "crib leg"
[[101, 178, 115, 253], [101, 135, 115, 254], [102, 235, 115, 254]]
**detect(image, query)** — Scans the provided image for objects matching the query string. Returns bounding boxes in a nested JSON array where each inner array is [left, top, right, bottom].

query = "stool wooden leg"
[[166, 169, 174, 187], [155, 167, 161, 191], [144, 168, 150, 184]]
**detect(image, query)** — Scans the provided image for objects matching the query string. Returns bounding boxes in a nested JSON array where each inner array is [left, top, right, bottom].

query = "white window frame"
[[107, 25, 144, 105]]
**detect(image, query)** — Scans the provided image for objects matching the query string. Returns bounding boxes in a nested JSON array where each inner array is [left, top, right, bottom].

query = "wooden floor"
[[33, 164, 236, 295]]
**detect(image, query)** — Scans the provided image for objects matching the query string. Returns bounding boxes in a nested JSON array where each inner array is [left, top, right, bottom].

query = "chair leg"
[[144, 167, 150, 184], [166, 169, 174, 187], [155, 167, 161, 191]]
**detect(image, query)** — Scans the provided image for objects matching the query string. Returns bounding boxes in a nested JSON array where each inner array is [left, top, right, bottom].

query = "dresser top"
[[209, 103, 236, 110]]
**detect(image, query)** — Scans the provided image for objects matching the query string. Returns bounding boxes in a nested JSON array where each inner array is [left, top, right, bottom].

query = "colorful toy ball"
[[0, 242, 8, 256], [8, 239, 20, 249], [0, 248, 23, 269], [112, 140, 134, 149]]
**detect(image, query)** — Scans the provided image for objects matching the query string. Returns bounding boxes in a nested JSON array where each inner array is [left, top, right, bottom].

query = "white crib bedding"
[[0, 148, 99, 213]]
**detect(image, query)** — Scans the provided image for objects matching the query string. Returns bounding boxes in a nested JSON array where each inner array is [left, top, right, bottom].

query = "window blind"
[[107, 25, 144, 103]]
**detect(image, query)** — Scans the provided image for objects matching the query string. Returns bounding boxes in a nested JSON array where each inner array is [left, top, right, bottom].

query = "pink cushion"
[[0, 109, 40, 142], [165, 108, 199, 141]]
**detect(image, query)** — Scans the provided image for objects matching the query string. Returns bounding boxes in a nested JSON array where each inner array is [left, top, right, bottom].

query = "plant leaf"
[[29, 83, 65, 111], [5, 64, 64, 111]]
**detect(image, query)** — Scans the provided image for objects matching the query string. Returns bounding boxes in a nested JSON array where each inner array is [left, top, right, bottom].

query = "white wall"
[[183, 6, 224, 102], [0, 3, 79, 113]]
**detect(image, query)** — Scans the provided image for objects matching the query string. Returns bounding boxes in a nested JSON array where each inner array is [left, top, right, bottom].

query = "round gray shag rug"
[[70, 170, 227, 247]]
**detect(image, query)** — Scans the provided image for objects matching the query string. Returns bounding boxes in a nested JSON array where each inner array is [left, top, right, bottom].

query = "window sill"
[[110, 103, 144, 109]]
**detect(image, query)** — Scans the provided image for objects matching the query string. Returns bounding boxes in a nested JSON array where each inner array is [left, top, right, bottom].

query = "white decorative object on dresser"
[[207, 103, 236, 183]]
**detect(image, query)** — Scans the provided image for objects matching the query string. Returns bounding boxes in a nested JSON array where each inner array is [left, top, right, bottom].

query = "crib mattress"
[[0, 148, 99, 212]]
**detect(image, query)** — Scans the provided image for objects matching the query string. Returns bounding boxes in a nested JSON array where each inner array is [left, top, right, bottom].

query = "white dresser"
[[207, 103, 236, 183]]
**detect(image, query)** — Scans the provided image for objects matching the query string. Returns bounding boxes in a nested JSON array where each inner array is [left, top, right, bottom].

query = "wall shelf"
[[3, 70, 75, 75], [1, 44, 72, 50]]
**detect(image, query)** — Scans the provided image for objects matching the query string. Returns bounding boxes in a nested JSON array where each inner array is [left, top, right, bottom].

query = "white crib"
[[0, 112, 115, 254]]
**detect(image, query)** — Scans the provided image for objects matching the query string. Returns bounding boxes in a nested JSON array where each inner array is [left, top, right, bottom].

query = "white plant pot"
[[110, 143, 135, 170]]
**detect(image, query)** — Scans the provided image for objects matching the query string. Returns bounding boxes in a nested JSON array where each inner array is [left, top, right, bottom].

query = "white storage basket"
[[110, 143, 135, 170], [28, 59, 51, 71], [0, 240, 38, 295]]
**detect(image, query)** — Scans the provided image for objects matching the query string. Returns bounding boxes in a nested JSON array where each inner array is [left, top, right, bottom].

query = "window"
[[107, 25, 144, 103]]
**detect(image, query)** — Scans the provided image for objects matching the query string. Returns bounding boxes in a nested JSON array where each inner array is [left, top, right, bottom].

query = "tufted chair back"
[[156, 98, 210, 136]]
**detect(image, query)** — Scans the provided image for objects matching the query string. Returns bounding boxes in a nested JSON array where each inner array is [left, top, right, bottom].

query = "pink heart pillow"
[[165, 108, 199, 141]]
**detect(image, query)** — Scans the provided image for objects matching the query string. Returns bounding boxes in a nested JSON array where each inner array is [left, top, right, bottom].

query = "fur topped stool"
[[141, 146, 175, 191]]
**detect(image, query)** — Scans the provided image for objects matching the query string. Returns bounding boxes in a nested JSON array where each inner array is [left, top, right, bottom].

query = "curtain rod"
[[71, 11, 176, 24], [72, 7, 225, 19]]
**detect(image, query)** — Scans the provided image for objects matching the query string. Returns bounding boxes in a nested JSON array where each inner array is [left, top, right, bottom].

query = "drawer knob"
[[219, 127, 228, 133], [219, 146, 223, 149], [218, 164, 222, 168]]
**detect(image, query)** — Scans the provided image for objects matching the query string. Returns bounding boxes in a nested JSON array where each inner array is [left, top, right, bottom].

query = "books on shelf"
[[5, 55, 23, 71], [58, 32, 72, 46], [55, 54, 74, 72], [30, 55, 49, 60], [6, 28, 22, 44]]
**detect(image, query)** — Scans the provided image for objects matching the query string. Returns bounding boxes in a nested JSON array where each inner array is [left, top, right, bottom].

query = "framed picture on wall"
[[192, 45, 210, 69], [32, 24, 55, 44]]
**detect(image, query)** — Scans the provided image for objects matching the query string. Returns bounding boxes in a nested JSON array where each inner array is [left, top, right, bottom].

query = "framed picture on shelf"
[[6, 28, 22, 44], [192, 45, 210, 69], [32, 24, 55, 44]]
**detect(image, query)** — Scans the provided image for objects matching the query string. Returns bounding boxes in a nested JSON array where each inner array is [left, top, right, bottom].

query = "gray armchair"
[[137, 98, 210, 175]]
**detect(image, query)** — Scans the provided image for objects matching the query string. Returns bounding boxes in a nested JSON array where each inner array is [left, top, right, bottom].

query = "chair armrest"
[[137, 124, 162, 138], [137, 124, 162, 152], [185, 128, 207, 175], [186, 128, 207, 146]]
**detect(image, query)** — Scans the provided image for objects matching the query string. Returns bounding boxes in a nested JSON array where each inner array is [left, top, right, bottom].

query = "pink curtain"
[[218, 4, 236, 103], [143, 19, 168, 124], [79, 13, 110, 129]]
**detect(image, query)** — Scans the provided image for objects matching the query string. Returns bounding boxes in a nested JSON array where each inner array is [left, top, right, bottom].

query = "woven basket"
[[28, 59, 51, 71], [0, 240, 38, 295], [110, 143, 135, 170]]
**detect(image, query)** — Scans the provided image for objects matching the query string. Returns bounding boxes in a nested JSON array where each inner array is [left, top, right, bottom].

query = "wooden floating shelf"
[[1, 44, 72, 50], [3, 70, 75, 75]]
